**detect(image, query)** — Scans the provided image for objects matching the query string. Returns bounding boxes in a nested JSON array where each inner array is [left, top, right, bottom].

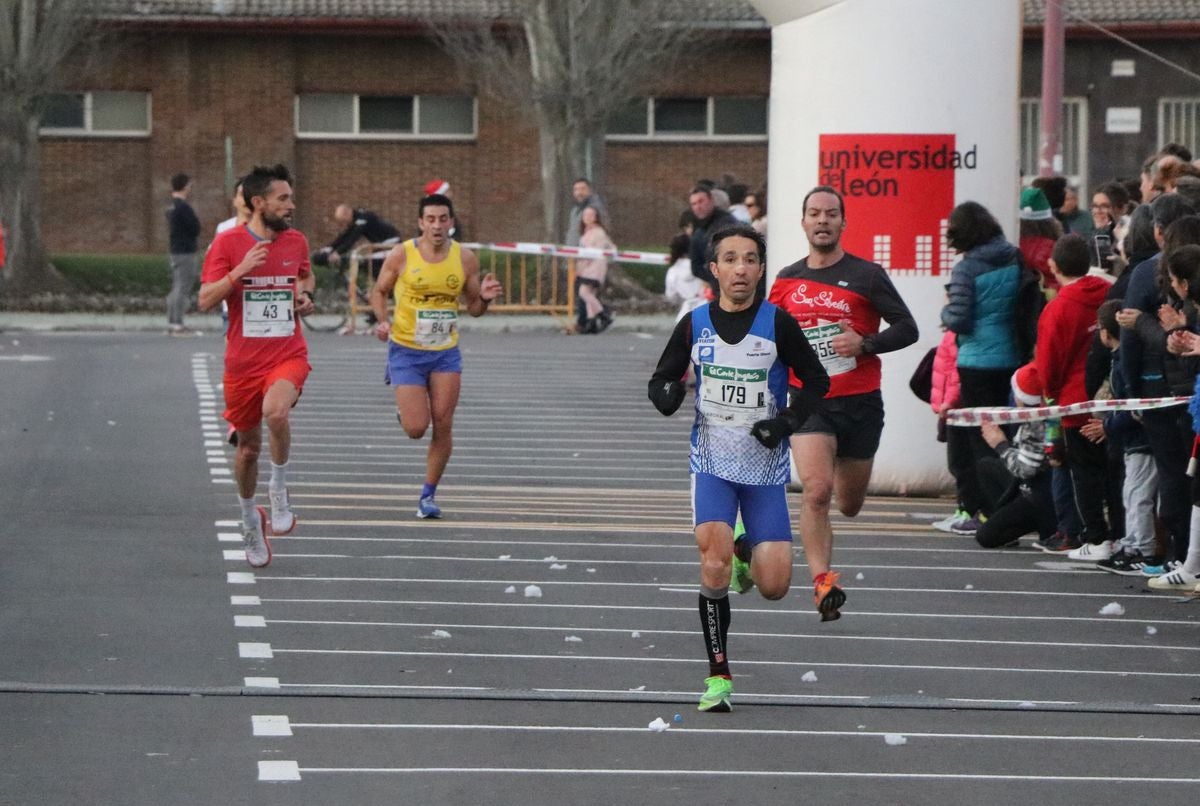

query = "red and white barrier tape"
[[358, 241, 671, 266], [946, 396, 1191, 426], [467, 241, 670, 266]]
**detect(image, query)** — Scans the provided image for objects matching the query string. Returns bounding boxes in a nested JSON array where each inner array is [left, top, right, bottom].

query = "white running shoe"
[[933, 509, 968, 533], [243, 506, 272, 568], [1067, 540, 1113, 562], [1147, 568, 1200, 591], [269, 487, 296, 535]]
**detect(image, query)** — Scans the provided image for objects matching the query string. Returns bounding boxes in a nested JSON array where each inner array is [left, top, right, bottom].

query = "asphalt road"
[[2, 326, 1200, 806]]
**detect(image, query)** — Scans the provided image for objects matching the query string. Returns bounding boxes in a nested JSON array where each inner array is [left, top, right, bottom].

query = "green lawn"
[[52, 253, 172, 295]]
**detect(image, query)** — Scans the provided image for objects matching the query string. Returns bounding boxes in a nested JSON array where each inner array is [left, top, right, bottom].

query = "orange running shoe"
[[813, 570, 845, 622]]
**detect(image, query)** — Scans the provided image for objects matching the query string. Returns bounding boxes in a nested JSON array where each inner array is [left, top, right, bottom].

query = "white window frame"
[[39, 91, 152, 138], [294, 94, 477, 141], [607, 96, 768, 142], [1019, 96, 1088, 190], [1158, 97, 1200, 160]]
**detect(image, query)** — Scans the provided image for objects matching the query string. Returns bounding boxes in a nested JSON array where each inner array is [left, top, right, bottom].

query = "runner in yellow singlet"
[[369, 193, 502, 518]]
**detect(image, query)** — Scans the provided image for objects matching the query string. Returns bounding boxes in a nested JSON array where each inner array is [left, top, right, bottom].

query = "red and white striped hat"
[[1011, 362, 1043, 407], [424, 178, 450, 196]]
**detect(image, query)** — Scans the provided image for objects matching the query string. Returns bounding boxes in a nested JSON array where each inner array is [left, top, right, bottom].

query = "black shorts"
[[791, 389, 884, 460], [575, 277, 602, 290]]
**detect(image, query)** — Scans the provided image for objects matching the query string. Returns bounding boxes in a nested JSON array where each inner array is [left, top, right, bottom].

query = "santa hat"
[[1019, 187, 1053, 221], [424, 178, 450, 196], [1011, 362, 1043, 406]]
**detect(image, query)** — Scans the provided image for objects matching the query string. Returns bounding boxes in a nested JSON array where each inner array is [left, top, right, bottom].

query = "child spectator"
[[929, 330, 970, 532], [1084, 300, 1162, 573], [1150, 245, 1200, 589], [975, 363, 1056, 548], [663, 233, 706, 322], [1033, 233, 1115, 554], [1019, 187, 1063, 295]]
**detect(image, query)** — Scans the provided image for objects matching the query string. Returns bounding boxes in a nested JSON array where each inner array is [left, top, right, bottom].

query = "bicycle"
[[300, 241, 394, 334]]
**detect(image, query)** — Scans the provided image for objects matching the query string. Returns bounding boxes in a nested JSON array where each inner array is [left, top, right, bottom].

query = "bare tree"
[[427, 0, 726, 243], [0, 0, 94, 293]]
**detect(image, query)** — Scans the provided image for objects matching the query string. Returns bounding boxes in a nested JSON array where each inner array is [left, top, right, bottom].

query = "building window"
[[40, 91, 151, 136], [295, 94, 476, 139], [1019, 97, 1087, 188], [1158, 98, 1200, 160], [607, 96, 768, 141]]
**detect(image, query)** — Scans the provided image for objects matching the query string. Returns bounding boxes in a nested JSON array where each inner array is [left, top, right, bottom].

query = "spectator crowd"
[[927, 142, 1200, 595]]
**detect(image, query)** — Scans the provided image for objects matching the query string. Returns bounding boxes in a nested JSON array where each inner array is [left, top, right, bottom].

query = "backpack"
[[1012, 261, 1045, 362]]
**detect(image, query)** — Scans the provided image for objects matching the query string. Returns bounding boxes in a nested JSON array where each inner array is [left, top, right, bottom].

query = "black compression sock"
[[699, 588, 731, 678]]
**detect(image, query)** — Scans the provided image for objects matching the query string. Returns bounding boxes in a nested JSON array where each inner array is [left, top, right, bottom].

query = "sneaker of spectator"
[[1034, 531, 1082, 553], [1067, 540, 1114, 562], [1097, 548, 1155, 576], [1141, 559, 1182, 577], [950, 515, 984, 536], [933, 508, 970, 533]]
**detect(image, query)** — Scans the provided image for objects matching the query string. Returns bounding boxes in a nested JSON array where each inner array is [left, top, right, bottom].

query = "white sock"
[[239, 496, 258, 525], [270, 461, 288, 492], [1183, 507, 1200, 576]]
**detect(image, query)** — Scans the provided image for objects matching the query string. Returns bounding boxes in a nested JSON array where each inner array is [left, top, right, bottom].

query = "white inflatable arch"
[[752, 0, 1022, 494]]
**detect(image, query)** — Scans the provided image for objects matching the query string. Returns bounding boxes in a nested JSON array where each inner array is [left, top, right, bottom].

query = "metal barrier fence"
[[342, 240, 669, 331]]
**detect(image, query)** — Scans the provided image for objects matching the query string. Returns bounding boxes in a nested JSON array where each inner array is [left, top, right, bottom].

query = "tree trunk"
[[0, 107, 63, 293]]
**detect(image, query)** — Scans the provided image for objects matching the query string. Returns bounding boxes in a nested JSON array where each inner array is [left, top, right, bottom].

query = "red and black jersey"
[[768, 252, 918, 398]]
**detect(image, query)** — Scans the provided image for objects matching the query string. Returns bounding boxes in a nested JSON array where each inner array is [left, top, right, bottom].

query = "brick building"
[[39, 1, 1200, 255], [43, 0, 768, 254]]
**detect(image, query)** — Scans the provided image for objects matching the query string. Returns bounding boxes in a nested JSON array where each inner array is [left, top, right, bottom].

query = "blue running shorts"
[[385, 342, 463, 386], [691, 472, 792, 547]]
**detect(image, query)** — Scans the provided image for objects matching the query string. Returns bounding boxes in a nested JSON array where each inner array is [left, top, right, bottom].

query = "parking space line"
[[277, 720, 1200, 744], [288, 767, 1200, 783], [265, 647, 1197, 680]]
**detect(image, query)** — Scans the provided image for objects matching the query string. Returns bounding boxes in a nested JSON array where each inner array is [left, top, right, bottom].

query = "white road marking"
[[258, 617, 1200, 656], [281, 720, 1200, 745], [245, 676, 280, 689], [218, 532, 241, 543], [289, 766, 1200, 783], [239, 642, 273, 658], [254, 595, 1200, 627], [251, 715, 292, 736], [230, 595, 261, 606], [266, 646, 1194, 679], [227, 572, 256, 584], [255, 574, 1168, 600], [257, 760, 300, 781], [0, 355, 53, 362], [235, 615, 267, 628]]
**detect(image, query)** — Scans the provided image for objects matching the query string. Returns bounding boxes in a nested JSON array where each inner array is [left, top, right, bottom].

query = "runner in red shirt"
[[199, 164, 315, 567], [768, 186, 918, 619]]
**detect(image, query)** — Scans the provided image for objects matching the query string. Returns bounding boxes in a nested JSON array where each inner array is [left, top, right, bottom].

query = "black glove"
[[751, 415, 793, 449], [648, 378, 686, 416]]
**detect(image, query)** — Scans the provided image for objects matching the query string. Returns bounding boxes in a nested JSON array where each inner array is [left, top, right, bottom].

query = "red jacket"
[[930, 330, 960, 414], [1033, 275, 1110, 426]]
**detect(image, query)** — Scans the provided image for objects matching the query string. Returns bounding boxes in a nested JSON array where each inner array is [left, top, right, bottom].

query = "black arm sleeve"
[[774, 309, 829, 428], [328, 223, 366, 254], [648, 314, 693, 415], [868, 269, 920, 353]]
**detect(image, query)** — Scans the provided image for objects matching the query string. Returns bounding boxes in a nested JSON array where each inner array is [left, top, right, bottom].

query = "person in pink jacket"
[[930, 330, 972, 531]]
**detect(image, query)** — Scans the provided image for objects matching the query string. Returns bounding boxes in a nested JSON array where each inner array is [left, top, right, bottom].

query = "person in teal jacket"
[[939, 201, 1023, 534]]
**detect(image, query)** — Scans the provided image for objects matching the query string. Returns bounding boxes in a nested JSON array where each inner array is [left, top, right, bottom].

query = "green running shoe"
[[731, 553, 754, 594], [698, 675, 733, 712]]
